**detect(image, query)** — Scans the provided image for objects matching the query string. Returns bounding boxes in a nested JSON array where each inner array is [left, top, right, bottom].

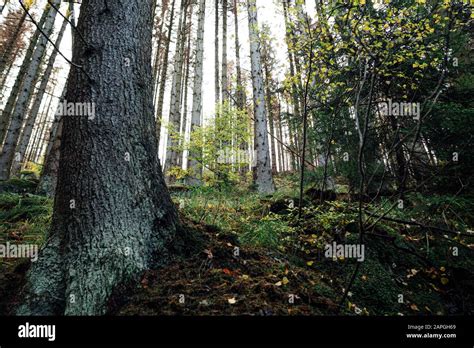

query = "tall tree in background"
[[164, 0, 191, 179], [187, 0, 206, 185], [12, 13, 69, 176], [18, 0, 180, 315], [247, 0, 275, 194], [0, 0, 60, 180], [221, 0, 228, 104], [0, 4, 50, 146], [214, 0, 220, 109], [0, 3, 30, 81], [233, 0, 245, 110], [155, 0, 176, 145]]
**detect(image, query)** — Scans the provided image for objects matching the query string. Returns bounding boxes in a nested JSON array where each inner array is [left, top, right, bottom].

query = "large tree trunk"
[[187, 0, 206, 185], [17, 0, 180, 316], [0, 0, 60, 180], [247, 0, 275, 194]]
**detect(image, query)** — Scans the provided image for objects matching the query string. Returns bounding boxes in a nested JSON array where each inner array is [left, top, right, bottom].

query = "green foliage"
[[185, 102, 251, 186], [0, 193, 52, 248], [240, 212, 294, 249]]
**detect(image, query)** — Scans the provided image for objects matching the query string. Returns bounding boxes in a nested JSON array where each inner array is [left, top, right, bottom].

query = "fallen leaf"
[[228, 298, 237, 304], [204, 249, 213, 259], [307, 261, 314, 266], [410, 304, 419, 311], [282, 277, 289, 285], [222, 268, 232, 275], [440, 277, 449, 285]]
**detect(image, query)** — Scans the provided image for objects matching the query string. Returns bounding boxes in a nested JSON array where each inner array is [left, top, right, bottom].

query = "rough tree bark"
[[247, 0, 275, 194], [17, 0, 180, 316]]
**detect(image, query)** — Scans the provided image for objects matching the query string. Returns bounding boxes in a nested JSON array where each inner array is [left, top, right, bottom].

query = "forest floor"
[[1, 173, 473, 316]]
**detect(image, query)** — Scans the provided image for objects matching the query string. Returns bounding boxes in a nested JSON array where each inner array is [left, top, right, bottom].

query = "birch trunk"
[[247, 0, 275, 194]]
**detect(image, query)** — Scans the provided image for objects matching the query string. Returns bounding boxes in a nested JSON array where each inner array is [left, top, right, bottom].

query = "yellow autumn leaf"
[[307, 261, 314, 266], [440, 277, 449, 285], [282, 277, 289, 285]]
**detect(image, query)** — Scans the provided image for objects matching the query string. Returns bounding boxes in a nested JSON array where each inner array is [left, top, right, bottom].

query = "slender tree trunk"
[[0, 5, 51, 147], [221, 0, 228, 104], [18, 0, 180, 316], [233, 0, 248, 174], [164, 0, 189, 178], [31, 102, 51, 163], [0, 9, 27, 79], [282, 0, 302, 170], [276, 94, 285, 172], [152, 0, 169, 83], [0, 0, 60, 180], [0, 44, 20, 95], [263, 64, 277, 174], [233, 0, 245, 110], [12, 16, 68, 176], [214, 0, 220, 109], [247, 0, 275, 194], [155, 0, 177, 146], [187, 0, 206, 185], [179, 6, 193, 167]]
